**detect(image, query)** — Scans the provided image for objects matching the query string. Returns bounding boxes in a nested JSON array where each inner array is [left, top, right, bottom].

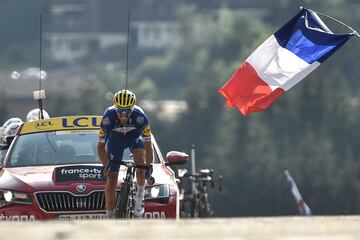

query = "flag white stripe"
[[290, 179, 303, 203], [247, 35, 320, 91]]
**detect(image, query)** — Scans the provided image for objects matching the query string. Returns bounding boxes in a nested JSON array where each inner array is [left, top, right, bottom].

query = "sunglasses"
[[116, 108, 133, 115]]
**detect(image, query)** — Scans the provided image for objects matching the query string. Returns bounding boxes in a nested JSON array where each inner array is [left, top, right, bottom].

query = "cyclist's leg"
[[104, 137, 126, 218], [130, 137, 146, 217], [130, 136, 146, 186], [133, 148, 146, 185], [104, 156, 122, 218], [105, 170, 119, 218]]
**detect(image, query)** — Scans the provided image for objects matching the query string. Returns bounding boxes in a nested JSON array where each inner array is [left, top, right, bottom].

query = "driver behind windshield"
[[36, 144, 55, 165]]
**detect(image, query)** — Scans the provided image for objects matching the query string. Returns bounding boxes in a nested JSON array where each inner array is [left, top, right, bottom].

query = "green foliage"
[[146, 3, 360, 216], [132, 52, 186, 99], [1, 0, 359, 217]]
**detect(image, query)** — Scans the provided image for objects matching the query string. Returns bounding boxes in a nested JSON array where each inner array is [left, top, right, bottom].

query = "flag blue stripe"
[[274, 9, 352, 64]]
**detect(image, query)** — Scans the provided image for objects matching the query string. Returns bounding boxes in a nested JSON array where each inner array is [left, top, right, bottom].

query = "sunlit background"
[[0, 0, 359, 217]]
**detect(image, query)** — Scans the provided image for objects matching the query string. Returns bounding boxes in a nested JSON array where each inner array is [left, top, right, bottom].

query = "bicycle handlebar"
[[117, 161, 155, 185], [189, 175, 212, 181], [118, 160, 150, 169], [182, 170, 223, 191]]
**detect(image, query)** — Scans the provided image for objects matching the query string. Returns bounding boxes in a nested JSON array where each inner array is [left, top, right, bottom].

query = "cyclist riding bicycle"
[[97, 89, 153, 218]]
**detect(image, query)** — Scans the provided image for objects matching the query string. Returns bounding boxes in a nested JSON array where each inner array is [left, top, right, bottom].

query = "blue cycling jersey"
[[98, 105, 151, 162]]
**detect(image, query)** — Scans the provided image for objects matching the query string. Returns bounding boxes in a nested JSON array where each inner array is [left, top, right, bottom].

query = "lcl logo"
[[62, 117, 100, 128], [35, 121, 54, 130]]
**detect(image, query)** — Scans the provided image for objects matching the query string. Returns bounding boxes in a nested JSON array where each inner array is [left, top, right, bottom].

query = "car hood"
[[0, 164, 111, 193], [0, 164, 174, 193]]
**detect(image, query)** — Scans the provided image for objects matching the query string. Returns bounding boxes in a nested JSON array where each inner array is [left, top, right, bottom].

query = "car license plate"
[[57, 213, 106, 220]]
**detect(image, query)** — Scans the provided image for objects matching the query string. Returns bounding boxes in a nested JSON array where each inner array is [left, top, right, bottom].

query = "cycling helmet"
[[113, 89, 137, 109], [4, 121, 23, 145], [26, 108, 50, 122], [2, 118, 22, 135], [4, 122, 22, 138]]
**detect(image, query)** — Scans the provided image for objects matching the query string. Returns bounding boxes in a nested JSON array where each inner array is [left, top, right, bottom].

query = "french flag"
[[219, 9, 353, 116]]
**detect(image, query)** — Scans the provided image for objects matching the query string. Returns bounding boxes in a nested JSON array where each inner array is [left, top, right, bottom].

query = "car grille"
[[35, 191, 109, 213]]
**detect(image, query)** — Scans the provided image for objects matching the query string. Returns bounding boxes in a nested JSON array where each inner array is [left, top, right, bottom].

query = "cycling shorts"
[[105, 136, 145, 173]]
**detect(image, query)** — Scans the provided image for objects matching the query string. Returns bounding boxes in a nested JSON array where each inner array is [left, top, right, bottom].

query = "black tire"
[[198, 197, 213, 218], [115, 182, 131, 218], [199, 204, 213, 217], [181, 198, 194, 218]]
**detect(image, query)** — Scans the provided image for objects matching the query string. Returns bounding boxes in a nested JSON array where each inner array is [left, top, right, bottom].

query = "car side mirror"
[[165, 151, 189, 166]]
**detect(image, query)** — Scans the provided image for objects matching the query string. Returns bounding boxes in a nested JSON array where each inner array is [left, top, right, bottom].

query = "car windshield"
[[6, 130, 132, 167]]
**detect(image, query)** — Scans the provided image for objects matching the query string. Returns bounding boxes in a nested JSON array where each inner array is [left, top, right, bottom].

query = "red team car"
[[0, 115, 188, 220]]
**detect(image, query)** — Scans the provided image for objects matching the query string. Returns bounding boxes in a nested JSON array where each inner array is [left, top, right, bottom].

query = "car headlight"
[[0, 189, 32, 208], [144, 185, 169, 200]]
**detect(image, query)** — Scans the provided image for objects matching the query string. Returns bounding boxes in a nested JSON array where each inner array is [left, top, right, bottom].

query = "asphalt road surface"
[[0, 216, 359, 240]]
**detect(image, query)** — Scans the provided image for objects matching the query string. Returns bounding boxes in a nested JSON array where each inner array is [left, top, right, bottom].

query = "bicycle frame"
[[178, 169, 222, 218], [115, 161, 136, 218], [114, 160, 154, 219], [193, 178, 213, 217]]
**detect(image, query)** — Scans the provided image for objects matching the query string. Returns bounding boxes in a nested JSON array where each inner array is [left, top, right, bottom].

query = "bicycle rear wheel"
[[198, 197, 214, 218]]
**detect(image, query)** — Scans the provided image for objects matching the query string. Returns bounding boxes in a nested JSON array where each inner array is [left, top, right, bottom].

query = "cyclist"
[[3, 121, 23, 146], [1, 118, 22, 138], [0, 121, 23, 165], [1, 118, 23, 145], [97, 89, 153, 218]]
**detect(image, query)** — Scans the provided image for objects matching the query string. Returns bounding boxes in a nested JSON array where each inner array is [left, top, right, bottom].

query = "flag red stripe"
[[219, 62, 285, 116]]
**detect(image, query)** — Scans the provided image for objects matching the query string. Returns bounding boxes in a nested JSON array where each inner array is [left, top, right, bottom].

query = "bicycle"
[[114, 160, 154, 218], [178, 168, 222, 218]]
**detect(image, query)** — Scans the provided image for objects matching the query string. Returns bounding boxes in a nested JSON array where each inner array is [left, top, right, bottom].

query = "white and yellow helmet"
[[4, 122, 22, 138], [2, 118, 22, 135], [3, 121, 23, 145], [26, 108, 50, 122]]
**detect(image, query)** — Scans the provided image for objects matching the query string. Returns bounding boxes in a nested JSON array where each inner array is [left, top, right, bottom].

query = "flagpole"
[[125, 9, 131, 90], [300, 6, 360, 38]]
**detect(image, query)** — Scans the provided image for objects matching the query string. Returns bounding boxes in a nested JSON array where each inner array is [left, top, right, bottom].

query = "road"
[[0, 216, 359, 240]]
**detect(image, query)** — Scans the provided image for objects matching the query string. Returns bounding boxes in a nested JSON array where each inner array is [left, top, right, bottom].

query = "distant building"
[[45, 0, 265, 64], [141, 100, 187, 122], [1, 1, 266, 120], [46, 0, 183, 63]]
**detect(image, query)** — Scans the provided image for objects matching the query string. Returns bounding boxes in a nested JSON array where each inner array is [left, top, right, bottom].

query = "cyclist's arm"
[[142, 124, 153, 166], [97, 141, 107, 165], [144, 141, 153, 166], [97, 128, 107, 165]]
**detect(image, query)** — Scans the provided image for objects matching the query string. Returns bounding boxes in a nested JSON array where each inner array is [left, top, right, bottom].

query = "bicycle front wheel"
[[115, 182, 131, 218]]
